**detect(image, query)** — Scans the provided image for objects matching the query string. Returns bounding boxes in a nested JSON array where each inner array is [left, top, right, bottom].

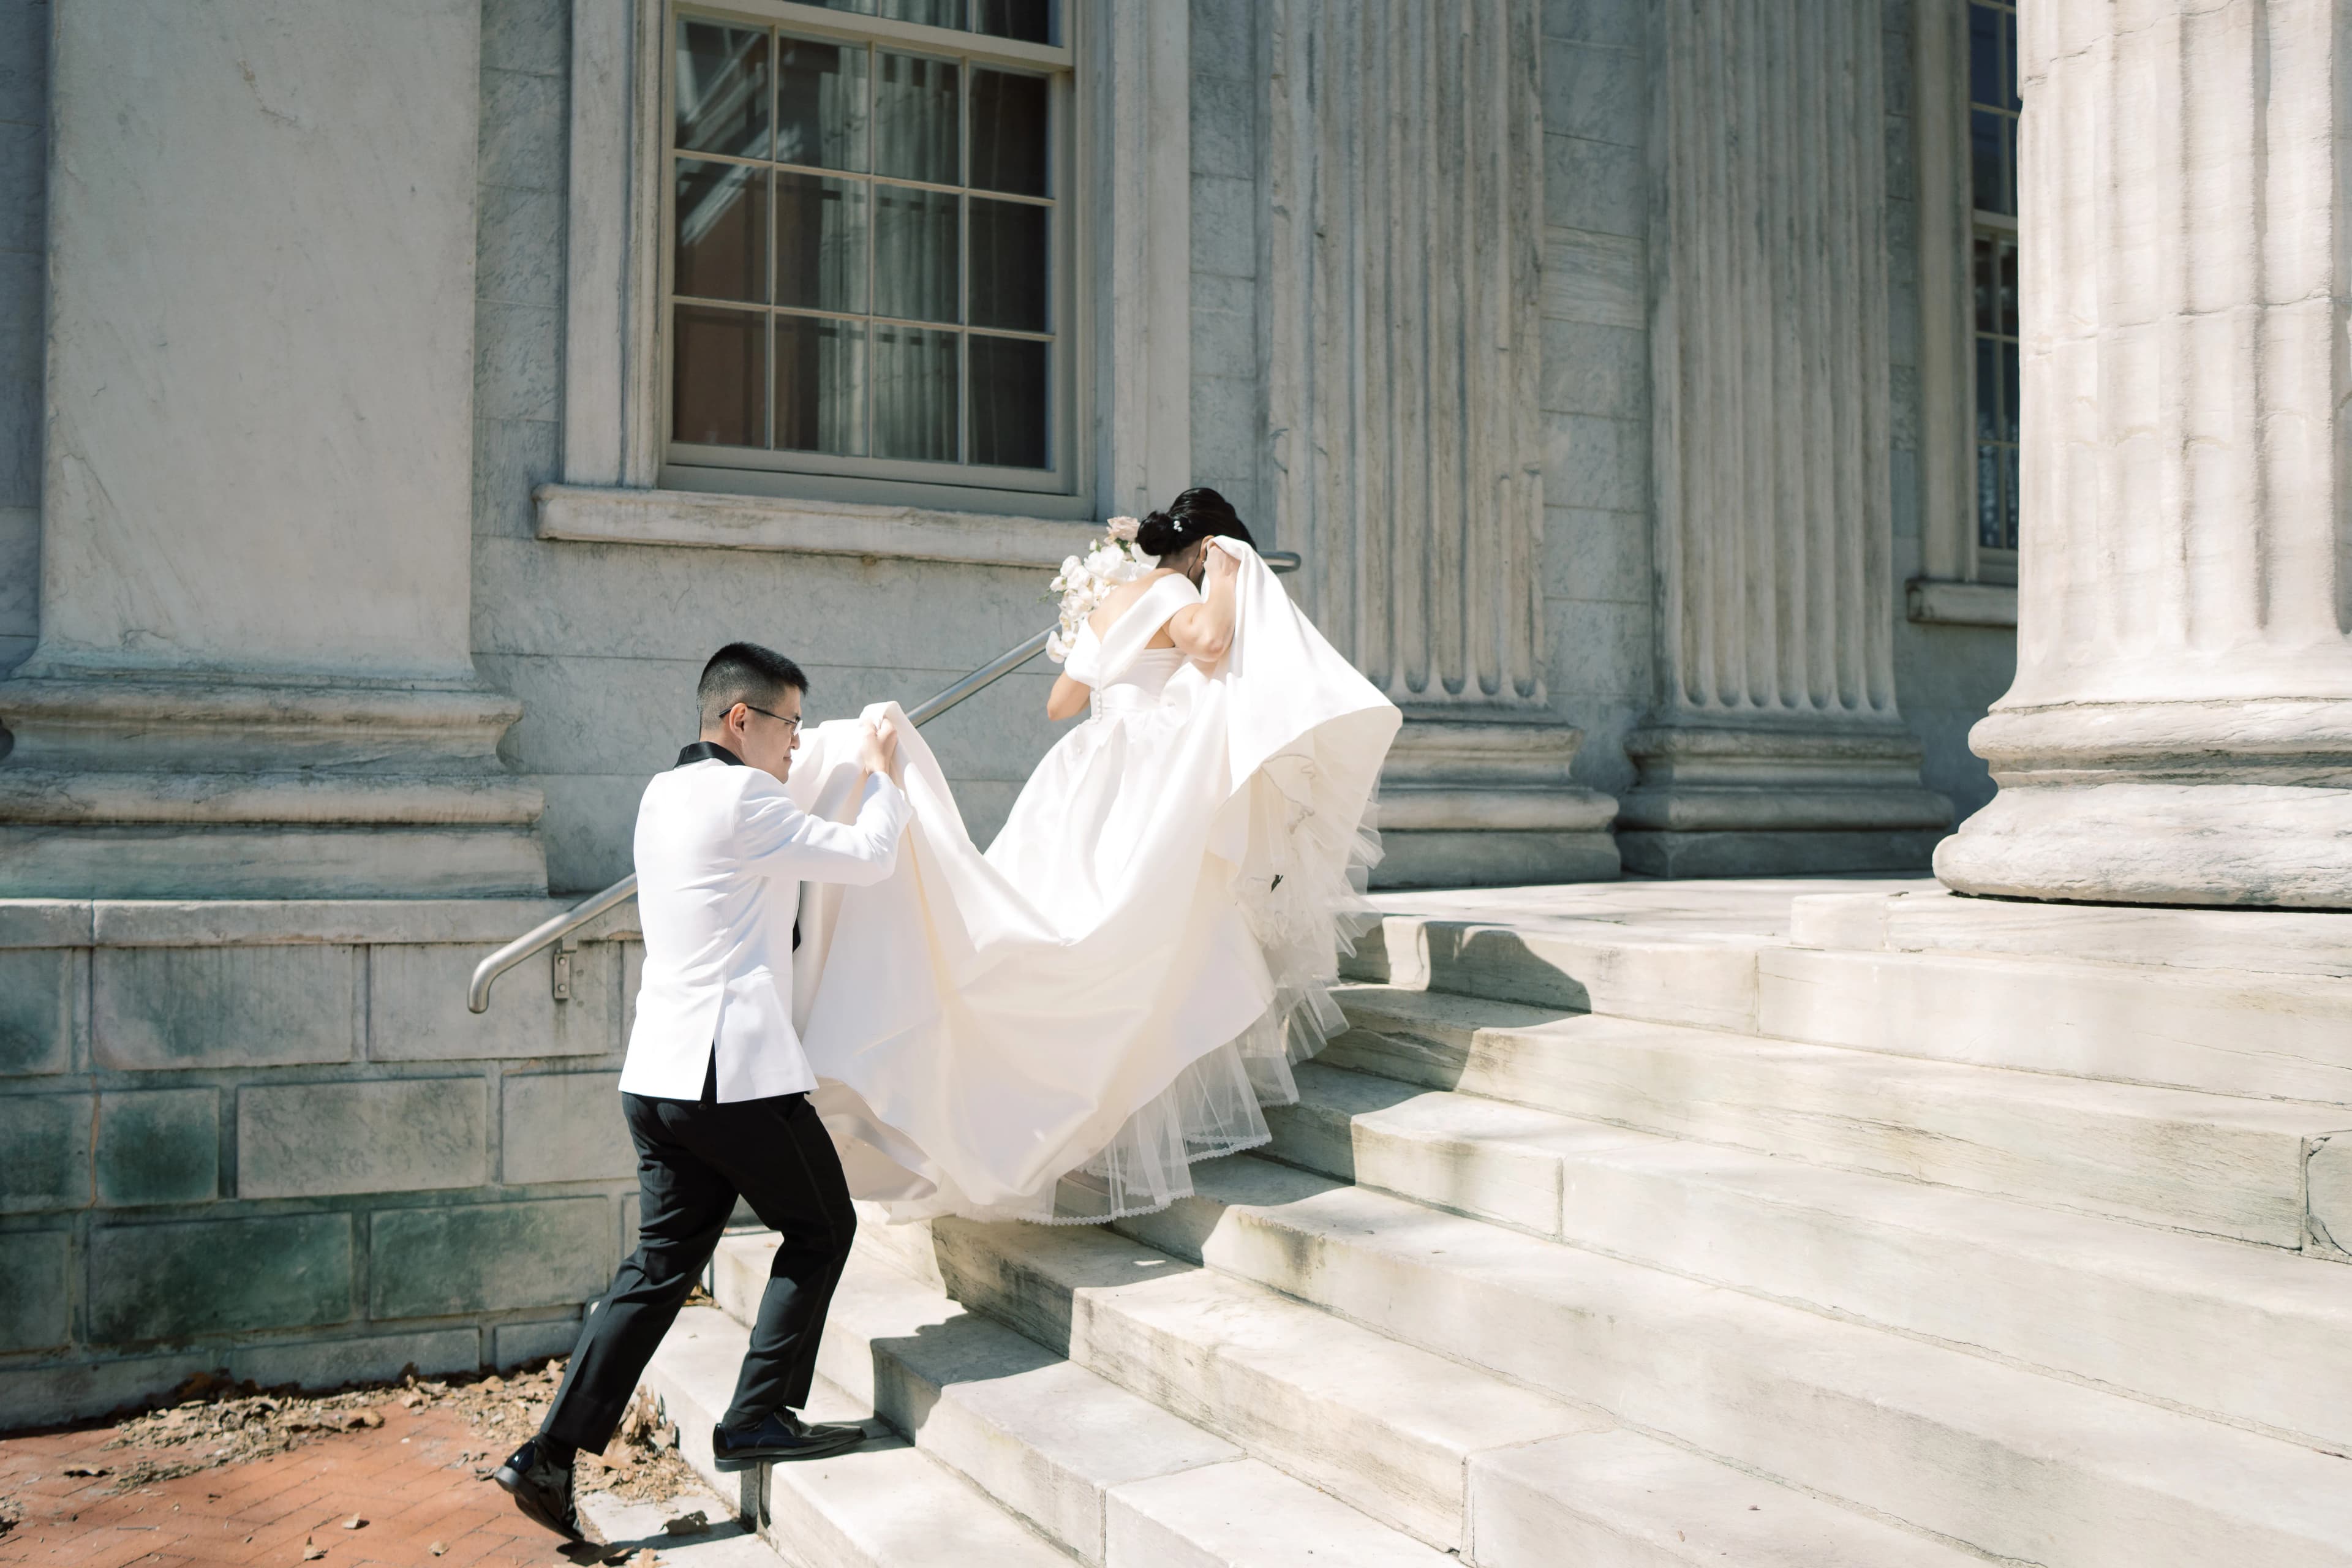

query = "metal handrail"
[[466, 549, 1300, 1012]]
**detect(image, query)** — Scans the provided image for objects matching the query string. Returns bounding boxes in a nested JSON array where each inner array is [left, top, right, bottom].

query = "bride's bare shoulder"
[[1087, 575, 1182, 643]]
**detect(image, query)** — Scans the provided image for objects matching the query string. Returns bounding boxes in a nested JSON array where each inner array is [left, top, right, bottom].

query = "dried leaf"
[[61, 1466, 111, 1478], [301, 1537, 327, 1561], [428, 1544, 447, 1557], [341, 1516, 366, 1529]]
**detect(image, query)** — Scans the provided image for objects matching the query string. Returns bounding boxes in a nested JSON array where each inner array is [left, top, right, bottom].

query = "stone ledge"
[[0, 899, 587, 948], [536, 483, 1103, 568], [1906, 578, 2018, 627], [1790, 886, 2352, 978], [0, 770, 543, 826]]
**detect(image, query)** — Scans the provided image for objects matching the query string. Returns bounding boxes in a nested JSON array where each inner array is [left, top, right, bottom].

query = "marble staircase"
[[640, 876, 2352, 1567]]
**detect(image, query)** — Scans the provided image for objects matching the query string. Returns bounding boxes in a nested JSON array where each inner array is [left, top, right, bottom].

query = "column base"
[[1935, 780, 2352, 910], [1937, 699, 2352, 910], [0, 668, 547, 898], [1616, 722, 1954, 877], [1366, 719, 1621, 889]]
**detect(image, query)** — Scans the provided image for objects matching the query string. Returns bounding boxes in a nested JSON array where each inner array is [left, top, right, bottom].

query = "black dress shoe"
[[492, 1437, 581, 1539], [711, 1410, 866, 1470]]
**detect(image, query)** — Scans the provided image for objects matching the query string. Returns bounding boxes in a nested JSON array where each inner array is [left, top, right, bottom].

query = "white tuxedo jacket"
[[619, 746, 911, 1102]]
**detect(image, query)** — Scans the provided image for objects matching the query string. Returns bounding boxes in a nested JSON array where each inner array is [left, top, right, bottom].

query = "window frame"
[[656, 0, 1087, 510]]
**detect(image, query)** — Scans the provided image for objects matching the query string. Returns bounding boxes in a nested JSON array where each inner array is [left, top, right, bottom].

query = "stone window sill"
[[1906, 578, 2018, 628], [534, 484, 1104, 569]]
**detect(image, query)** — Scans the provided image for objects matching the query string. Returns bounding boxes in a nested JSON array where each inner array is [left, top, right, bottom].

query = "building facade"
[[0, 0, 2038, 1419]]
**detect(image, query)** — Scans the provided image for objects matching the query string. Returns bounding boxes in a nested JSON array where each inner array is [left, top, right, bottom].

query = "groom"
[[496, 642, 912, 1539]]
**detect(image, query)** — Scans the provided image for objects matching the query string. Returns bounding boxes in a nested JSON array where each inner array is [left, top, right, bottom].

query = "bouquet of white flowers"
[[1046, 516, 1157, 662]]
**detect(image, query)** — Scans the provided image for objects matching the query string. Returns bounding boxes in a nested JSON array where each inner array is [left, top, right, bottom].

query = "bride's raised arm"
[[1166, 541, 1240, 666]]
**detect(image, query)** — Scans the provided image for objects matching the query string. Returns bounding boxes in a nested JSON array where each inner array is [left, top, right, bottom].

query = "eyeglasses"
[[741, 703, 804, 737]]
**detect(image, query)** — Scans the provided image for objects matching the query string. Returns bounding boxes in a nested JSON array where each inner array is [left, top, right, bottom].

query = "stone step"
[[1349, 899, 2352, 1104], [710, 1234, 1442, 1567], [638, 1305, 1074, 1568], [1114, 1159, 2352, 1568], [1755, 943, 2352, 1105], [859, 1216, 1975, 1568], [1269, 1062, 2352, 1450], [578, 1485, 788, 1568], [1324, 983, 2351, 1250], [1467, 1428, 1983, 1568], [895, 1215, 1600, 1551]]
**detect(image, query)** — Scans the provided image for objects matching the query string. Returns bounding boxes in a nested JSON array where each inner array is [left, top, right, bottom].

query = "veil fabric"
[[783, 539, 1402, 1224]]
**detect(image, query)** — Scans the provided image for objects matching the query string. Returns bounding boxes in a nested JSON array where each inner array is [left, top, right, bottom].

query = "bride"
[[782, 488, 1400, 1224]]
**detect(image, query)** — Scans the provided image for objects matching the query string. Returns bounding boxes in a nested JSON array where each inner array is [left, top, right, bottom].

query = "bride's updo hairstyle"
[[1137, 486, 1255, 561]]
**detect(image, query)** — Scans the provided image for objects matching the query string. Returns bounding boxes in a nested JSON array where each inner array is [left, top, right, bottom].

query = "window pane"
[[776, 174, 868, 313], [1968, 4, 2002, 107], [874, 185, 960, 323], [2005, 9, 2021, 110], [972, 70, 1050, 196], [1975, 337, 1998, 440], [799, 0, 878, 11], [776, 36, 869, 173], [674, 305, 766, 447], [974, 0, 1055, 45], [676, 20, 769, 159], [1970, 108, 2008, 214], [2001, 444, 2020, 550], [674, 160, 767, 303], [875, 53, 960, 185], [880, 0, 965, 24], [970, 335, 1048, 467], [1977, 446, 2002, 549], [873, 325, 959, 460], [970, 198, 1048, 331], [776, 315, 869, 455]]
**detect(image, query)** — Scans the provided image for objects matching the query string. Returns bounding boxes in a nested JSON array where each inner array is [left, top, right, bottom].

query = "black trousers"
[[541, 1063, 856, 1452]]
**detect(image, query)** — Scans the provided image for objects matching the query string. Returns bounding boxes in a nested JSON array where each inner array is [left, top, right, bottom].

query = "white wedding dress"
[[780, 540, 1401, 1225]]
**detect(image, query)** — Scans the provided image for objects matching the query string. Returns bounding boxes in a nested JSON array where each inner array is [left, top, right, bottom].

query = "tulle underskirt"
[[982, 788, 1385, 1228]]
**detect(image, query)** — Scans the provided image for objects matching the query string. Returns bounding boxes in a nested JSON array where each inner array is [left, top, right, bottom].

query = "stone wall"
[[1537, 0, 1651, 801], [0, 0, 43, 681], [1188, 0, 1262, 534], [1878, 0, 2013, 821], [0, 900, 646, 1427]]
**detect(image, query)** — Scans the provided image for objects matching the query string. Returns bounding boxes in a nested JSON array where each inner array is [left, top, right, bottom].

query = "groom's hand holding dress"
[[495, 645, 911, 1539]]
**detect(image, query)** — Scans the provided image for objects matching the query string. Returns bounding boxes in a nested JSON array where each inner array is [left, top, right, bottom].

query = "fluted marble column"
[[1618, 0, 1953, 876], [1937, 0, 2352, 907], [1262, 0, 1619, 886]]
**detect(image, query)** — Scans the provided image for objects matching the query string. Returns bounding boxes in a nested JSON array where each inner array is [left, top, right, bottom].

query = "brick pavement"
[[0, 1397, 643, 1568]]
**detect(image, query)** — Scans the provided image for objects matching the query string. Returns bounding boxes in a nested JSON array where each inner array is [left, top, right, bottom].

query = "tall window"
[[666, 2, 1069, 498], [1969, 0, 2019, 565]]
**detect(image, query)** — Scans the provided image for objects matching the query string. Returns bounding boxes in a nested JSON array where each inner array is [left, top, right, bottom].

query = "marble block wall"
[[0, 0, 43, 682], [0, 901, 647, 1428]]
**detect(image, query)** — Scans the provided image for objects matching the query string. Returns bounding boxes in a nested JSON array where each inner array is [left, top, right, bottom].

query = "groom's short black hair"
[[698, 642, 808, 729]]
